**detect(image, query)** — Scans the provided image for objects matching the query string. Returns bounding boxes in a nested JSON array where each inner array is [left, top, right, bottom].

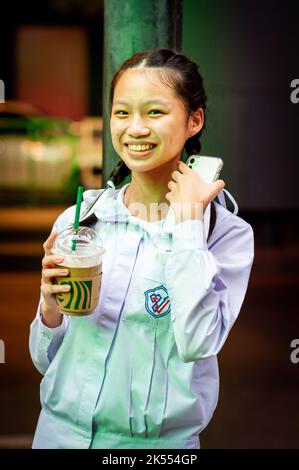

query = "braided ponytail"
[[185, 133, 202, 157]]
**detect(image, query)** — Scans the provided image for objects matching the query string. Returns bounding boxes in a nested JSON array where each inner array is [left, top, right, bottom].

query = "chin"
[[127, 162, 155, 173], [121, 155, 155, 171]]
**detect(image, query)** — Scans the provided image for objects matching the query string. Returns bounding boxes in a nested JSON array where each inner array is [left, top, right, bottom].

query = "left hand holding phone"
[[165, 161, 225, 224]]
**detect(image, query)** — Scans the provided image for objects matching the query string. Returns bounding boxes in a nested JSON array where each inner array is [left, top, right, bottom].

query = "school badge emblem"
[[144, 285, 171, 318]]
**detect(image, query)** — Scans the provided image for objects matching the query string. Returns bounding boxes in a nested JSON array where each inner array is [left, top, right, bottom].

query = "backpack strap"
[[207, 201, 216, 242], [79, 212, 98, 228], [81, 201, 217, 241]]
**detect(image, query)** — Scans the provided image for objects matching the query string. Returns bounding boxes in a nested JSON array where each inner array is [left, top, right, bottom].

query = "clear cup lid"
[[54, 226, 104, 266]]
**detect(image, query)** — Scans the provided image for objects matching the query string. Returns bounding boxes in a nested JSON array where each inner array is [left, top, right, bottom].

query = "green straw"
[[71, 185, 84, 252]]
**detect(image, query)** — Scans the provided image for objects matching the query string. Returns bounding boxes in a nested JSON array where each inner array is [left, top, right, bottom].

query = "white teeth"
[[127, 144, 155, 151]]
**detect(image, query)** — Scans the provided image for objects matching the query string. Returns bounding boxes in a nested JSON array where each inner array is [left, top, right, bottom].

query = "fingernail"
[[56, 257, 64, 262], [62, 285, 71, 291]]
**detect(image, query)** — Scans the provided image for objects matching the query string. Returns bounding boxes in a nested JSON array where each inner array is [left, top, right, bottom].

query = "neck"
[[124, 157, 179, 221]]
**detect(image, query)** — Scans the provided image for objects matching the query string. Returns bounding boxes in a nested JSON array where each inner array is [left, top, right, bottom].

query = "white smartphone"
[[162, 155, 223, 233], [185, 155, 223, 183]]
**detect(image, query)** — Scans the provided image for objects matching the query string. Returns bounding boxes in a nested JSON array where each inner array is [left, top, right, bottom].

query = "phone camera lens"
[[189, 158, 195, 164]]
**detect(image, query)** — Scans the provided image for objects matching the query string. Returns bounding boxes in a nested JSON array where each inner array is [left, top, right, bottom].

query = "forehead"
[[113, 67, 179, 104]]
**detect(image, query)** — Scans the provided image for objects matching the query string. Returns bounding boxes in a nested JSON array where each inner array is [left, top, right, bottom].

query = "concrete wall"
[[183, 0, 298, 210]]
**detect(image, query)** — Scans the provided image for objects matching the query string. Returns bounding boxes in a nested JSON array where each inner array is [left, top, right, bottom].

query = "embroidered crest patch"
[[144, 285, 171, 318]]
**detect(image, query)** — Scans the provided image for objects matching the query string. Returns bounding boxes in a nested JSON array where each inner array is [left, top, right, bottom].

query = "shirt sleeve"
[[29, 298, 68, 375], [165, 214, 254, 363]]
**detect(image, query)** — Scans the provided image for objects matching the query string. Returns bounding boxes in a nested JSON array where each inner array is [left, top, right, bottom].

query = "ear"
[[188, 108, 204, 138]]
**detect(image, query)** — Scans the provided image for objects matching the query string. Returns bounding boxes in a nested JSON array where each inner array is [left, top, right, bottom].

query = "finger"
[[41, 283, 71, 297], [42, 268, 69, 282], [42, 254, 64, 269], [178, 161, 192, 174], [208, 180, 225, 201], [43, 231, 58, 256], [167, 181, 176, 190], [214, 179, 225, 192], [171, 170, 181, 182]]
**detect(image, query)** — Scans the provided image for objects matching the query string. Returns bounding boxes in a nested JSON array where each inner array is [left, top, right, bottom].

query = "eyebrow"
[[113, 99, 171, 106]]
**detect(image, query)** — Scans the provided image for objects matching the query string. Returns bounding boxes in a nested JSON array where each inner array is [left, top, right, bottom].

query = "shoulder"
[[211, 201, 254, 246], [52, 205, 76, 232], [83, 188, 106, 203], [207, 202, 254, 266], [51, 188, 108, 232]]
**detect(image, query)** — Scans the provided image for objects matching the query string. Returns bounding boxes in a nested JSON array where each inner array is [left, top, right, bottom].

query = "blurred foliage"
[[0, 115, 74, 139], [0, 115, 81, 206]]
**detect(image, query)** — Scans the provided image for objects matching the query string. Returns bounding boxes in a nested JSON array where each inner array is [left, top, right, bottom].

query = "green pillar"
[[102, 0, 183, 184]]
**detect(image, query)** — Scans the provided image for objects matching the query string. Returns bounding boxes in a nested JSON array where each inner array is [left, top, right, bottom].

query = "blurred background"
[[0, 0, 298, 449]]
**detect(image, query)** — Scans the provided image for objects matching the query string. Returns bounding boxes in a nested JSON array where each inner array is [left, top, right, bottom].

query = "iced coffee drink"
[[53, 227, 104, 316]]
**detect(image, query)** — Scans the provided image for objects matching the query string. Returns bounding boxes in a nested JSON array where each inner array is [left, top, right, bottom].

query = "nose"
[[127, 114, 150, 137]]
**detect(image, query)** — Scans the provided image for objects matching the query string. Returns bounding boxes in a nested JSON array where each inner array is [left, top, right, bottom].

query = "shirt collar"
[[81, 184, 210, 241]]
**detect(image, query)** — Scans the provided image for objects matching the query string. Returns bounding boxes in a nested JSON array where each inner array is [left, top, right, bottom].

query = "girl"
[[29, 49, 254, 449]]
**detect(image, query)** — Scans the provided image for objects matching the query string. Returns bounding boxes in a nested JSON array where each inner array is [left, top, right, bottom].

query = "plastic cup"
[[53, 226, 104, 316]]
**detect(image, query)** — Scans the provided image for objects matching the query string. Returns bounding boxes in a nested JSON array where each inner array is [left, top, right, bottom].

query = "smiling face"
[[110, 67, 201, 174]]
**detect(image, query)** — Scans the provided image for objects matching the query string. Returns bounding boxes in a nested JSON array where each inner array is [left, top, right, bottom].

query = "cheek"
[[161, 117, 188, 145], [165, 130, 187, 150], [111, 122, 125, 143]]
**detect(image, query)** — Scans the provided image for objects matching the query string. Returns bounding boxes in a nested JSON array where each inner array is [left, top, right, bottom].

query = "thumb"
[[214, 179, 225, 194], [209, 179, 225, 202], [43, 230, 58, 256]]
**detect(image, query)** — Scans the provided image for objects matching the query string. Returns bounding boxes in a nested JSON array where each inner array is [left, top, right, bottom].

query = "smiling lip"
[[125, 144, 156, 158], [125, 142, 157, 146]]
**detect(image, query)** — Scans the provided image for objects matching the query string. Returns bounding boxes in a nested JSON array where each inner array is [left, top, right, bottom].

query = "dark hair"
[[108, 48, 207, 186]]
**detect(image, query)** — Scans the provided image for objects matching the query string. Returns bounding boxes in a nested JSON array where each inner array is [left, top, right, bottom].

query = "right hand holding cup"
[[40, 231, 71, 328]]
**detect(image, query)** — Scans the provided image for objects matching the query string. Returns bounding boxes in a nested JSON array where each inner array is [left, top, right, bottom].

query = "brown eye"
[[114, 110, 128, 116], [148, 109, 163, 115]]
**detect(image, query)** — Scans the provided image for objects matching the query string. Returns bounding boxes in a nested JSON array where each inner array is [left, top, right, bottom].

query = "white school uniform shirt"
[[29, 184, 254, 449]]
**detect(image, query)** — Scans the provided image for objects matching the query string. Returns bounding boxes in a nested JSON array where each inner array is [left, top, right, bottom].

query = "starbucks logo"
[[57, 280, 93, 311]]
